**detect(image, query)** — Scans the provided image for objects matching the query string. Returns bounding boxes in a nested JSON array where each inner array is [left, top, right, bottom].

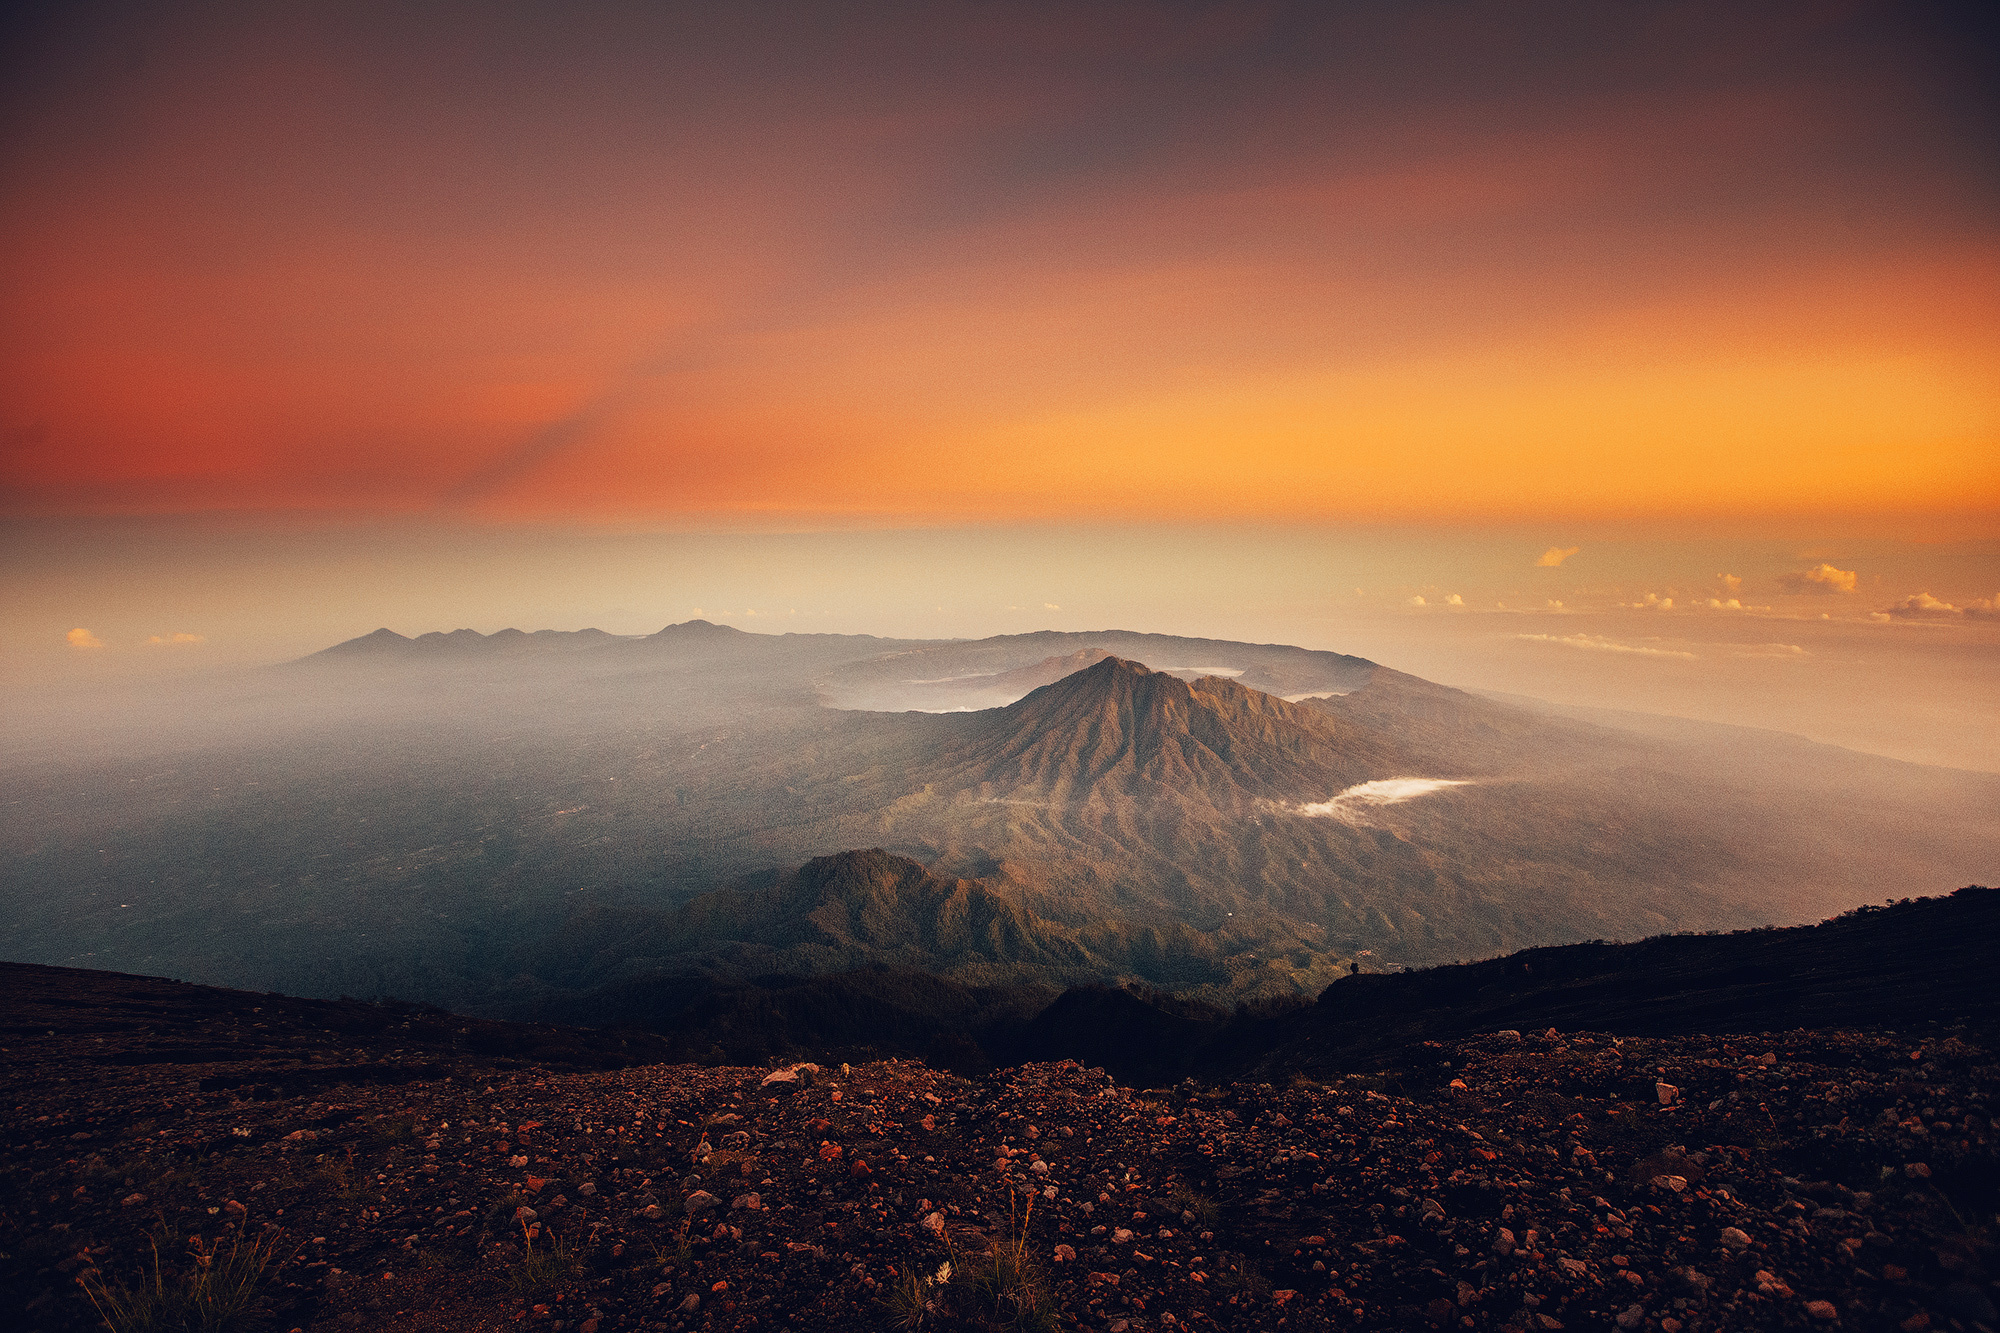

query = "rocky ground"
[[3, 964, 1996, 1333]]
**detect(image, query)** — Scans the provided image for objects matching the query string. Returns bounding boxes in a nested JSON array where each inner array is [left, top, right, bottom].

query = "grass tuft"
[[79, 1225, 295, 1333], [509, 1218, 580, 1294]]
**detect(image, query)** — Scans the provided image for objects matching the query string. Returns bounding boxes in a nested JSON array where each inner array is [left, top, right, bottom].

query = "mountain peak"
[[647, 619, 751, 640], [943, 653, 1381, 802]]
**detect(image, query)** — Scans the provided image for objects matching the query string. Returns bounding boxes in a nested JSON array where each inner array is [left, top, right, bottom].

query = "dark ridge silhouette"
[[1022, 884, 2000, 1086], [524, 886, 1999, 1086]]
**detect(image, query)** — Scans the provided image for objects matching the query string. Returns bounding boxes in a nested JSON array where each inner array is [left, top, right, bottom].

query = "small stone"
[[818, 1142, 842, 1162], [514, 1206, 538, 1222], [1616, 1305, 1645, 1330], [1804, 1300, 1839, 1321], [1492, 1228, 1516, 1255], [577, 1182, 597, 1195], [850, 1158, 871, 1178], [1112, 1229, 1134, 1244], [1655, 1082, 1679, 1106], [684, 1191, 720, 1215], [731, 1192, 762, 1211], [1903, 1162, 1931, 1178], [120, 1193, 147, 1207], [1053, 1244, 1076, 1262], [1720, 1227, 1752, 1251], [675, 1293, 700, 1313]]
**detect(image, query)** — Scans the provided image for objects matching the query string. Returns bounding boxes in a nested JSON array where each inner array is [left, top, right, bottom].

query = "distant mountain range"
[[4, 622, 1995, 1014]]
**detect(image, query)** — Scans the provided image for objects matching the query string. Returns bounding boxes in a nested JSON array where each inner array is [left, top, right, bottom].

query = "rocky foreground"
[[3, 965, 1996, 1333]]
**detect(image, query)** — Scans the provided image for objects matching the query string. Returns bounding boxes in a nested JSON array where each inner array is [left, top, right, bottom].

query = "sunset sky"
[[3, 1, 1996, 763]]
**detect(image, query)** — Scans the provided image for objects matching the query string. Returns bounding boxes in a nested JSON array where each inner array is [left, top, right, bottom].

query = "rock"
[[1616, 1304, 1645, 1329], [1804, 1299, 1839, 1321], [514, 1206, 538, 1222], [922, 1213, 944, 1234], [1720, 1227, 1752, 1251], [1112, 1228, 1134, 1244], [1053, 1244, 1075, 1262], [1492, 1227, 1516, 1255], [1903, 1162, 1931, 1178], [850, 1158, 871, 1178], [577, 1182, 596, 1196], [684, 1191, 720, 1216], [759, 1067, 804, 1093], [730, 1193, 762, 1211], [120, 1193, 146, 1207], [1655, 1082, 1679, 1105], [818, 1141, 842, 1162], [1650, 1174, 1688, 1193], [675, 1293, 700, 1313]]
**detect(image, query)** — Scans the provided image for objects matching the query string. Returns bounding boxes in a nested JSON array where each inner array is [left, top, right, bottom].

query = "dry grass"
[[509, 1218, 580, 1294], [79, 1225, 295, 1333]]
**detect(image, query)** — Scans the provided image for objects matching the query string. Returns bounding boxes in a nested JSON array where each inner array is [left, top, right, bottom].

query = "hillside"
[[5, 893, 1997, 1333]]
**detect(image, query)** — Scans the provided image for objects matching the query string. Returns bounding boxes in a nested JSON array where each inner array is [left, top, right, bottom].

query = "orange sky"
[[1, 0, 1996, 524]]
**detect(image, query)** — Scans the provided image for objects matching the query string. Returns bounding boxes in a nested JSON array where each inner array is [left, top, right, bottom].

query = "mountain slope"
[[530, 848, 1253, 993]]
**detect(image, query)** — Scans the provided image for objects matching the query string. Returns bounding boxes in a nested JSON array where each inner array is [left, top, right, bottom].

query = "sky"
[[2, 1, 1997, 764]]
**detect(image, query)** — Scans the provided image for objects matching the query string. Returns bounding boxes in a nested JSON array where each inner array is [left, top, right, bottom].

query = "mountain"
[[5, 624, 1996, 1014], [302, 625, 627, 661], [527, 847, 1295, 997]]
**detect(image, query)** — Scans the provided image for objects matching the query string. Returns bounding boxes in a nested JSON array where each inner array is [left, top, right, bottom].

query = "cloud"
[[1517, 632, 1696, 659], [1407, 595, 1426, 606], [1624, 592, 1674, 610], [1536, 546, 1579, 567], [66, 627, 104, 649], [1706, 598, 1742, 610], [1732, 643, 1808, 657], [1718, 574, 1742, 593], [145, 632, 205, 646], [1044, 603, 1060, 610], [1294, 778, 1471, 824], [1779, 563, 1857, 594], [1880, 591, 2000, 621], [1444, 593, 1464, 606]]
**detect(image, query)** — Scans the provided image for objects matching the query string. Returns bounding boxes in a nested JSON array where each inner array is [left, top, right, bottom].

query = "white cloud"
[[1044, 603, 1060, 610], [1706, 598, 1742, 610], [1536, 546, 1579, 567], [1517, 633, 1696, 659], [1624, 592, 1674, 610], [1718, 574, 1742, 593], [1779, 563, 1857, 594], [1732, 643, 1808, 658], [1407, 595, 1426, 607], [66, 627, 104, 650], [1444, 593, 1464, 606], [145, 632, 205, 646], [1294, 778, 1471, 823], [1880, 591, 2000, 621]]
